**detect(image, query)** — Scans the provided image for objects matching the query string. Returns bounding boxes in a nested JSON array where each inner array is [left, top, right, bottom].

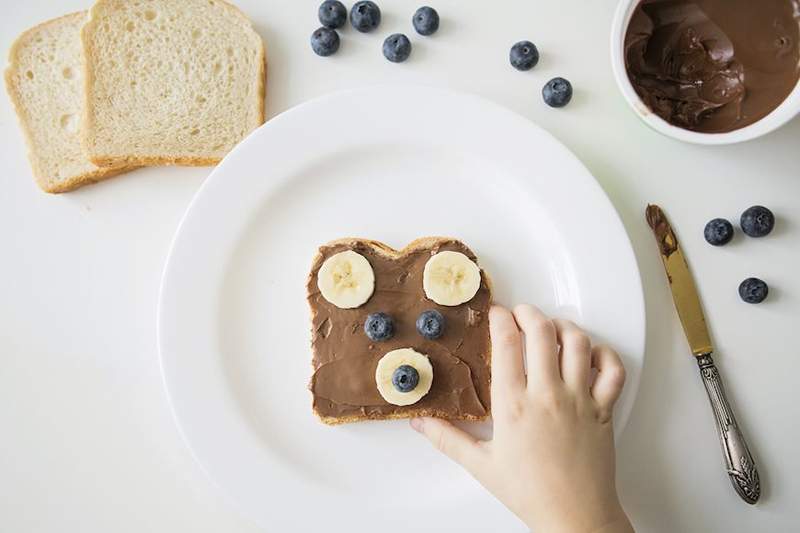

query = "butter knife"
[[646, 204, 761, 504]]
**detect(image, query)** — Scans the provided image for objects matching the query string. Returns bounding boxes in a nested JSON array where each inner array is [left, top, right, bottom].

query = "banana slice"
[[317, 250, 375, 309], [422, 250, 481, 306], [375, 348, 434, 406]]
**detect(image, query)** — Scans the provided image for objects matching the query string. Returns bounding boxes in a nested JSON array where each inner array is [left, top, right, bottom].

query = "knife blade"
[[646, 204, 761, 504], [645, 204, 713, 355]]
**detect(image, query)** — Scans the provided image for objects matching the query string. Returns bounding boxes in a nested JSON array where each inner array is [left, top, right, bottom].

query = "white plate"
[[158, 86, 645, 532]]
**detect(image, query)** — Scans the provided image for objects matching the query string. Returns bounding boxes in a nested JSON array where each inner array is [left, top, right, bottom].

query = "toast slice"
[[81, 0, 266, 167], [5, 12, 131, 193], [307, 237, 492, 425]]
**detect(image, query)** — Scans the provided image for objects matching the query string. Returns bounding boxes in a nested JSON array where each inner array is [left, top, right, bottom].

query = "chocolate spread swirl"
[[625, 0, 800, 133]]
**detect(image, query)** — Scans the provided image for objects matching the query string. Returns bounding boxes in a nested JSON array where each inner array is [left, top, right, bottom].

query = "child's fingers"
[[489, 305, 526, 400], [590, 345, 626, 421], [410, 417, 485, 472], [511, 304, 560, 389], [552, 319, 592, 395]]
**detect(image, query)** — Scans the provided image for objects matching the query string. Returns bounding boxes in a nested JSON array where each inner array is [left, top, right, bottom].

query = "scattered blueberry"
[[509, 40, 539, 71], [416, 309, 445, 340], [383, 33, 412, 63], [392, 365, 420, 393], [364, 312, 395, 341], [350, 1, 381, 32], [543, 77, 573, 107], [310, 27, 340, 56], [704, 218, 734, 246], [740, 206, 774, 238], [738, 278, 769, 304], [319, 0, 347, 29], [413, 6, 439, 36]]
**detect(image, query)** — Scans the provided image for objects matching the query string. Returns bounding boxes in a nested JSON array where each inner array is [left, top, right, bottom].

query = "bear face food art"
[[307, 237, 492, 425]]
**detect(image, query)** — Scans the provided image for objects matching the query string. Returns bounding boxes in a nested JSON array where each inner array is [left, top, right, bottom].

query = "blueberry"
[[416, 309, 445, 340], [509, 40, 539, 71], [364, 312, 394, 341], [310, 27, 340, 57], [413, 6, 439, 36], [740, 206, 774, 238], [739, 278, 769, 304], [704, 218, 734, 246], [543, 77, 573, 108], [319, 0, 347, 29], [383, 33, 411, 63], [392, 365, 420, 393], [350, 1, 381, 32]]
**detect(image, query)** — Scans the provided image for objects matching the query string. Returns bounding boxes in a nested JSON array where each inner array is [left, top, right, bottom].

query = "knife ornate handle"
[[697, 354, 761, 504]]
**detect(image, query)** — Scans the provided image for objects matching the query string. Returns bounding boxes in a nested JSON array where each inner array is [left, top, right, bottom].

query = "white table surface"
[[1, 1, 798, 531]]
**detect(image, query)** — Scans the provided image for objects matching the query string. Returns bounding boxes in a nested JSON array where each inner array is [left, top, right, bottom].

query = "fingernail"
[[409, 418, 424, 432]]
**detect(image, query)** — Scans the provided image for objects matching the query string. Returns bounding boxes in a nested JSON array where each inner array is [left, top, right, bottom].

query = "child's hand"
[[410, 305, 633, 533]]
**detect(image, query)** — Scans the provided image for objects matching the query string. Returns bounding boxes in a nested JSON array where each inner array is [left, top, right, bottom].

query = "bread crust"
[[308, 237, 493, 425], [4, 11, 132, 193], [38, 164, 135, 193], [89, 154, 221, 167], [80, 0, 267, 168]]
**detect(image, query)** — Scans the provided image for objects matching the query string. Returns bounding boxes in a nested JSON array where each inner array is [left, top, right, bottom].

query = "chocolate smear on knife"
[[646, 204, 679, 257]]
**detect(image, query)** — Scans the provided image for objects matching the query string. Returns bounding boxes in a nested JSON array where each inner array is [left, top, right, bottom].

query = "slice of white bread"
[[81, 0, 266, 167], [5, 12, 131, 193]]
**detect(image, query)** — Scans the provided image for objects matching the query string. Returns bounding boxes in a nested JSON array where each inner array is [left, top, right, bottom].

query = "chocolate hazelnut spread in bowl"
[[611, 0, 800, 144]]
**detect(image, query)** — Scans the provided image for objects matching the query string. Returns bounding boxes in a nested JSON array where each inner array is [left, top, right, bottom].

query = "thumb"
[[410, 417, 484, 472]]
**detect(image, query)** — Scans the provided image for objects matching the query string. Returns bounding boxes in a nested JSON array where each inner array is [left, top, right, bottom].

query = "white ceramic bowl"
[[610, 0, 800, 145]]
